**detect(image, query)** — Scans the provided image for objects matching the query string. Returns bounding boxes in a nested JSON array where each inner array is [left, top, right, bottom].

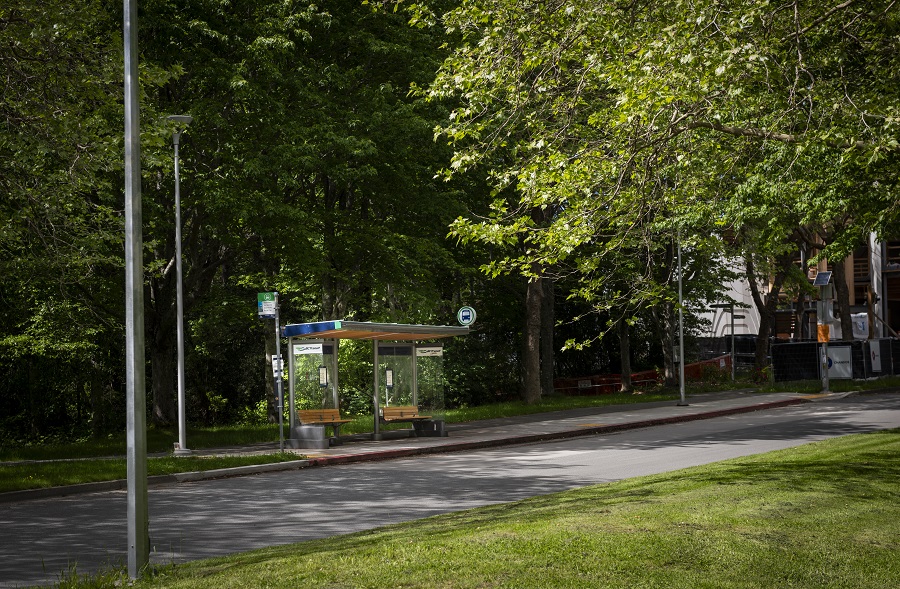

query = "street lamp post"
[[167, 114, 192, 456], [676, 230, 688, 406]]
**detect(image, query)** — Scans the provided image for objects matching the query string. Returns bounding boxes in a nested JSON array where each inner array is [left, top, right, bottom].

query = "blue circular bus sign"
[[457, 306, 477, 326]]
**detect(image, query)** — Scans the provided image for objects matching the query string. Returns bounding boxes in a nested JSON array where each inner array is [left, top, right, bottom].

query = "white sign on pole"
[[870, 342, 882, 373], [416, 346, 443, 357], [294, 343, 323, 355], [272, 355, 283, 378], [827, 347, 852, 379]]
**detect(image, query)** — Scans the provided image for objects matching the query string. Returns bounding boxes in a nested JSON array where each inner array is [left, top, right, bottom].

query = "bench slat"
[[381, 406, 432, 422], [298, 409, 351, 425]]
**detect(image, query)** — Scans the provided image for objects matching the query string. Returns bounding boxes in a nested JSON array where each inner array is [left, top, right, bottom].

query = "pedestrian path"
[[276, 390, 813, 465], [0, 389, 845, 504]]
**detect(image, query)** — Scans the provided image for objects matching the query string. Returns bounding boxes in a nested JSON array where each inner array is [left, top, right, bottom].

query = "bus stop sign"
[[457, 306, 477, 326]]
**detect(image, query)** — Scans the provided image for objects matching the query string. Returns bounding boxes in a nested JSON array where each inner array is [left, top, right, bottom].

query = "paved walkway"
[[2, 388, 852, 504]]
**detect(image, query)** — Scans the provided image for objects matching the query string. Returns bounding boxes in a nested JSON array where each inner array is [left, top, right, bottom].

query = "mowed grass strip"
[[118, 429, 900, 589], [0, 453, 302, 494]]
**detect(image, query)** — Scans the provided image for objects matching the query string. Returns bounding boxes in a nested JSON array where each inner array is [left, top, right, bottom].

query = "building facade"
[[704, 238, 900, 342]]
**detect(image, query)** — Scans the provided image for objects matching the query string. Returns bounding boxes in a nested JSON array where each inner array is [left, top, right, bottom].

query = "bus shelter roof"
[[282, 320, 469, 341]]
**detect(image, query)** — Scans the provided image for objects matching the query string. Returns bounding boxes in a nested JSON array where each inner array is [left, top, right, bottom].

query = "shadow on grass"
[[181, 430, 900, 582]]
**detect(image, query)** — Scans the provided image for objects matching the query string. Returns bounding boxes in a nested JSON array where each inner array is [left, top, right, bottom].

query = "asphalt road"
[[2, 394, 899, 588]]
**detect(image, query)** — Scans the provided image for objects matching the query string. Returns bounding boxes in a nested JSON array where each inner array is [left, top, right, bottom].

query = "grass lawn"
[[1, 388, 691, 464], [57, 428, 900, 589]]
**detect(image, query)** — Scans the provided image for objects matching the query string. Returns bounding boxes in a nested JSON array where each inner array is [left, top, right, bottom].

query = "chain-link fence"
[[771, 338, 898, 382]]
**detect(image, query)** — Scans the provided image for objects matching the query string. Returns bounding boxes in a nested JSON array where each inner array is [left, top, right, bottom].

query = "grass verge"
[[0, 389, 689, 463], [4, 381, 897, 493], [0, 425, 284, 462], [58, 428, 900, 589], [0, 453, 302, 494]]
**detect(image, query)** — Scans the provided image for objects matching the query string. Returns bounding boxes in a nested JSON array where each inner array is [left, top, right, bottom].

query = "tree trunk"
[[746, 252, 789, 371], [150, 340, 176, 426], [321, 176, 340, 320], [831, 256, 854, 340], [146, 214, 230, 428], [540, 278, 555, 398], [523, 276, 543, 404], [618, 316, 633, 392], [652, 302, 677, 387], [148, 268, 177, 426], [89, 354, 104, 438]]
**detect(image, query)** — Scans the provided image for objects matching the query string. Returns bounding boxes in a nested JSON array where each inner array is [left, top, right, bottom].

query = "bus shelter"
[[282, 320, 469, 443]]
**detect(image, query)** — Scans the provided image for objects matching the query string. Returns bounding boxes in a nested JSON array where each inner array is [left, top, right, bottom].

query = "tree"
[[0, 0, 134, 438], [405, 0, 898, 375], [134, 0, 497, 423]]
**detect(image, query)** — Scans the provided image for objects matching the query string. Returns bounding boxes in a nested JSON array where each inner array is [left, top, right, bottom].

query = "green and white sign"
[[258, 292, 276, 318]]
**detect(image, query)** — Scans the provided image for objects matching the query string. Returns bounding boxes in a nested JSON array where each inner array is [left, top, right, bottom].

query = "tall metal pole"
[[677, 232, 688, 406], [123, 0, 149, 578], [171, 121, 191, 456]]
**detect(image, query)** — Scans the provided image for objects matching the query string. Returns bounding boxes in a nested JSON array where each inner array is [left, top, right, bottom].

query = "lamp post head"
[[167, 115, 193, 145], [167, 114, 193, 126]]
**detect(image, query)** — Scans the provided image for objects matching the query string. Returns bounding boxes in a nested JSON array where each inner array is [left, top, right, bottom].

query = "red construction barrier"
[[554, 355, 731, 395]]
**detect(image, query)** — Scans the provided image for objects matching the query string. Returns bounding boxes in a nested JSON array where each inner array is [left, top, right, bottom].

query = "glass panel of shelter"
[[415, 345, 444, 415], [288, 337, 446, 433], [376, 344, 445, 417], [378, 345, 415, 407], [288, 340, 338, 431]]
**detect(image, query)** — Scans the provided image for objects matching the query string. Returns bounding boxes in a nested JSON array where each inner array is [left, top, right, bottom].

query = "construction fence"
[[771, 338, 900, 382], [554, 355, 732, 395]]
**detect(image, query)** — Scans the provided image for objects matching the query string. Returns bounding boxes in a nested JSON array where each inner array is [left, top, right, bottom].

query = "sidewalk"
[[0, 389, 846, 504]]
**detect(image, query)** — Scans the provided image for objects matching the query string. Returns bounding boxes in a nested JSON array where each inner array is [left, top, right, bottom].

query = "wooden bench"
[[297, 408, 352, 438], [380, 405, 432, 423]]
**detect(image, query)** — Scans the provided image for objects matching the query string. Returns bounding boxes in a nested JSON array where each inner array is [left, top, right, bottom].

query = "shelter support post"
[[288, 336, 296, 432], [332, 338, 340, 408], [373, 338, 381, 440]]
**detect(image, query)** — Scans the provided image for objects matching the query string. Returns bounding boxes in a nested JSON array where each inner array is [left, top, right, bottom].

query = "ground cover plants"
[[0, 453, 301, 494], [1, 390, 680, 493], [51, 428, 900, 589]]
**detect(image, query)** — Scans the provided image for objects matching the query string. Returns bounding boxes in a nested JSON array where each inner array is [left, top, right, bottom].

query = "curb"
[[303, 397, 809, 467], [0, 395, 836, 504]]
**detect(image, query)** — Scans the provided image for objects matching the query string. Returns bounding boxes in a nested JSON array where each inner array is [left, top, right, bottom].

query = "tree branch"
[[685, 120, 885, 150], [779, 0, 858, 43]]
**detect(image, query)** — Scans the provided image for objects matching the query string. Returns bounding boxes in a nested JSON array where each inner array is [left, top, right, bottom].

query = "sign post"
[[813, 272, 833, 393], [259, 292, 283, 451]]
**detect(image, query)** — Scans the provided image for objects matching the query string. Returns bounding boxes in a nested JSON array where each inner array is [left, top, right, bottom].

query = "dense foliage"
[[415, 0, 900, 371], [0, 0, 555, 443], [2, 0, 897, 443]]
